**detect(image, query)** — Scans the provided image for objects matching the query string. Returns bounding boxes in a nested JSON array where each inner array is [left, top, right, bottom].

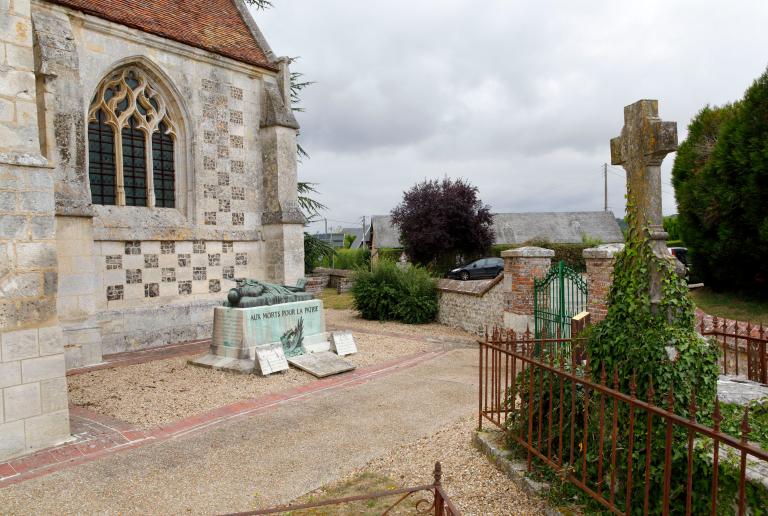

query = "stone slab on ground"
[[188, 353, 255, 374], [287, 351, 355, 378], [718, 375, 768, 405], [330, 331, 357, 356], [190, 343, 289, 376], [0, 349, 478, 515]]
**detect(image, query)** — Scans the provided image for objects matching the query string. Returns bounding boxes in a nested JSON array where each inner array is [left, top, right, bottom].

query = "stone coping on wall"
[[312, 267, 355, 278], [436, 275, 503, 297], [583, 243, 625, 259], [500, 246, 555, 258]]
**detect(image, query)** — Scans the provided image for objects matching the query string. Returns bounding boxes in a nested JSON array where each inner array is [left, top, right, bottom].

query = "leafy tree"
[[662, 214, 680, 241], [391, 177, 494, 270], [245, 0, 273, 10], [672, 69, 768, 294], [343, 233, 356, 249]]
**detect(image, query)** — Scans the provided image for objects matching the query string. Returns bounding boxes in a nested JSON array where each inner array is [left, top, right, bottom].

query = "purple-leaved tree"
[[391, 177, 494, 270]]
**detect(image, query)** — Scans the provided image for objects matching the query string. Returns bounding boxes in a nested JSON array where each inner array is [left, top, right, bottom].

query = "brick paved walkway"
[[0, 349, 442, 488]]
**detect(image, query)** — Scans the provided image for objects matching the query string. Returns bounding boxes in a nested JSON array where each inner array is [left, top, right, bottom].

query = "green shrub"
[[672, 69, 768, 295], [304, 233, 335, 273], [319, 247, 370, 270], [504, 209, 724, 514], [352, 261, 437, 324], [375, 247, 403, 263]]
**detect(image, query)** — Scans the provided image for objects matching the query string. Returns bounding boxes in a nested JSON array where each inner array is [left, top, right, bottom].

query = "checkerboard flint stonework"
[[102, 240, 254, 305]]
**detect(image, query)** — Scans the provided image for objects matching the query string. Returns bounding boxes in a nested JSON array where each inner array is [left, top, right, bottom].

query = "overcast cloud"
[[254, 1, 768, 233]]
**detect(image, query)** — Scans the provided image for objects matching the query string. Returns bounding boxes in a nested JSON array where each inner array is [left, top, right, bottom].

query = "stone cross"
[[610, 100, 678, 309]]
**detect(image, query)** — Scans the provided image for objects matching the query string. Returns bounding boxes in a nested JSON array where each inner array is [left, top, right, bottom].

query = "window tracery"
[[88, 67, 178, 208]]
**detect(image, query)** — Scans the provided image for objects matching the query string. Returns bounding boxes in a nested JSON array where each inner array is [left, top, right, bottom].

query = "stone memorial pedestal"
[[190, 299, 329, 375]]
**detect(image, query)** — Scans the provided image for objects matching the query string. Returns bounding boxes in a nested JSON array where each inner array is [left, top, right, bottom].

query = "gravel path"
[[2, 349, 480, 515], [327, 309, 477, 342], [305, 415, 546, 515], [68, 323, 438, 429]]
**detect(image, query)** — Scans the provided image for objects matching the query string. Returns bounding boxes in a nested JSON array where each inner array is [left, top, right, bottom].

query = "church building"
[[0, 0, 304, 460]]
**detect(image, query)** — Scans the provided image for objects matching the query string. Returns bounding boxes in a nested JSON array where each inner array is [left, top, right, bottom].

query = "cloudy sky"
[[254, 1, 768, 233]]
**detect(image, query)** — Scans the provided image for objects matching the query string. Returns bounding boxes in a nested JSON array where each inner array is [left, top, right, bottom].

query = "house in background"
[[369, 211, 624, 257], [315, 226, 370, 249]]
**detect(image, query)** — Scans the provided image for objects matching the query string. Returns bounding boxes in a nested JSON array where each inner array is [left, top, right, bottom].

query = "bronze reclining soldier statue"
[[225, 278, 314, 308]]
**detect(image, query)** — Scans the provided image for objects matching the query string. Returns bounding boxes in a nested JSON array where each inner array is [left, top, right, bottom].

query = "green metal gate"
[[534, 260, 588, 339]]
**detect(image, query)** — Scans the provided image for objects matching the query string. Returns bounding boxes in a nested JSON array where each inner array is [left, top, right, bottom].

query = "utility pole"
[[603, 163, 608, 211], [361, 216, 366, 248], [324, 218, 328, 235]]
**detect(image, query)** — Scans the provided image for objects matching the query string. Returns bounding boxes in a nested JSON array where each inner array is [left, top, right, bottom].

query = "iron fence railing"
[[697, 315, 768, 384], [479, 328, 768, 516], [226, 462, 460, 515]]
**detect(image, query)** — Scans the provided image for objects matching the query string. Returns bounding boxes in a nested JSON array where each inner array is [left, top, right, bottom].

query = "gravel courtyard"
[[294, 414, 546, 515], [68, 322, 441, 429], [0, 312, 544, 514]]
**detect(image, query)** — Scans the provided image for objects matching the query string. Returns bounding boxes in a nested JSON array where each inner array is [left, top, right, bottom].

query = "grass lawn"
[[318, 288, 355, 310], [285, 472, 407, 515], [689, 287, 768, 324]]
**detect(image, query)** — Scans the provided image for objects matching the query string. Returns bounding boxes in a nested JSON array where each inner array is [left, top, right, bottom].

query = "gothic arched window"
[[88, 67, 178, 208]]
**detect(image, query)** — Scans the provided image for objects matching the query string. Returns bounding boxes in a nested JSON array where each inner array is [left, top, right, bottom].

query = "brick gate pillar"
[[583, 243, 624, 323], [501, 247, 554, 333]]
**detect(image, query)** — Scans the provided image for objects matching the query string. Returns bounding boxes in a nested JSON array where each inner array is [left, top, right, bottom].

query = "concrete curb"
[[472, 429, 563, 516]]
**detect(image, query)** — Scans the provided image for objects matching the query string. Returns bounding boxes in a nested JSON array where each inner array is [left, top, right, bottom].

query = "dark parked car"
[[669, 246, 700, 284], [446, 257, 504, 281]]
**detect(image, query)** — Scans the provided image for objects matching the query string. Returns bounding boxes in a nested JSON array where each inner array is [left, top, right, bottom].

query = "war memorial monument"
[[191, 279, 356, 376]]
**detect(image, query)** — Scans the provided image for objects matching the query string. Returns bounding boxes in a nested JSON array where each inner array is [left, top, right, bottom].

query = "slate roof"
[[341, 227, 370, 249], [48, 0, 275, 69], [371, 216, 400, 248], [371, 211, 624, 248], [492, 211, 624, 245]]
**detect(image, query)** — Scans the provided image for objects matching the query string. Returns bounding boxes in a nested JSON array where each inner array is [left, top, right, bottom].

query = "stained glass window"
[[121, 117, 147, 207], [152, 122, 175, 208], [88, 110, 116, 205], [87, 66, 178, 209]]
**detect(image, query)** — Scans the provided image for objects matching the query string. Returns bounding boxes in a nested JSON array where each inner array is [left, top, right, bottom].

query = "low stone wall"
[[62, 300, 219, 368], [336, 277, 354, 294], [437, 276, 505, 337], [304, 273, 329, 294], [313, 267, 356, 294]]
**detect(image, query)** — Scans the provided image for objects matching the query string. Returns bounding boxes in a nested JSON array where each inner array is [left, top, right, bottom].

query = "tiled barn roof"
[[48, 0, 276, 69]]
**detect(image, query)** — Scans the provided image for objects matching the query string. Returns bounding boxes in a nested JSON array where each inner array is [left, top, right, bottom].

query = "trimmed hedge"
[[319, 247, 371, 270], [490, 240, 594, 272], [381, 240, 610, 274], [352, 261, 437, 324]]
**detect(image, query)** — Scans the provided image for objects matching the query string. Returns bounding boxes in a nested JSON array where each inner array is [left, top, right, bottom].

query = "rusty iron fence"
[[226, 462, 459, 515], [478, 328, 768, 515], [698, 315, 768, 384]]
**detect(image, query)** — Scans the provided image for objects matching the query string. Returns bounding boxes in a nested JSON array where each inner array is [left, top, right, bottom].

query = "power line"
[[603, 165, 675, 196]]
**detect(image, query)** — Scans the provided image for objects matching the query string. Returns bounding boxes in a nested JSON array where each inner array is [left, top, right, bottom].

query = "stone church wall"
[[1, 0, 71, 461], [28, 3, 303, 368]]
